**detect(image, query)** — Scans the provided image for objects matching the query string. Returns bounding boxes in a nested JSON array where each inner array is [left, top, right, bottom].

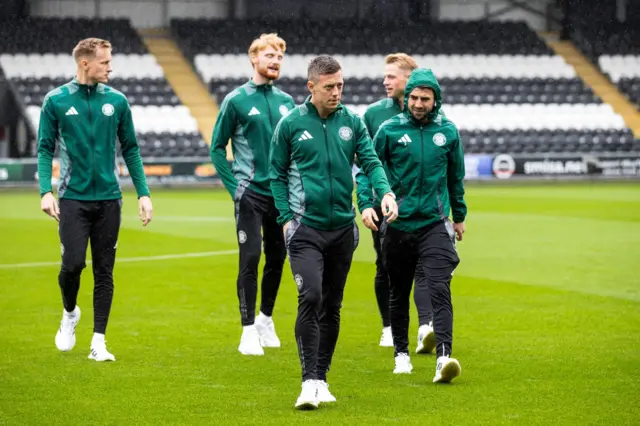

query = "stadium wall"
[[27, 0, 558, 31], [28, 0, 228, 27], [436, 0, 555, 32]]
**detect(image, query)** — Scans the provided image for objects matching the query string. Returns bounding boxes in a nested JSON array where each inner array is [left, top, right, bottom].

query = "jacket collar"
[[70, 77, 100, 92], [247, 78, 273, 90], [303, 95, 344, 117]]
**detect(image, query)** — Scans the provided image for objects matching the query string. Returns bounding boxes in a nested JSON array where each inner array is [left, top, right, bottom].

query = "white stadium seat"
[[28, 105, 198, 134], [194, 54, 577, 81], [344, 103, 626, 131], [0, 53, 164, 79], [598, 55, 640, 82], [2, 53, 197, 135]]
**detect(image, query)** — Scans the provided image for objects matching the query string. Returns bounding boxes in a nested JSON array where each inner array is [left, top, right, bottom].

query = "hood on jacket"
[[403, 68, 442, 122]]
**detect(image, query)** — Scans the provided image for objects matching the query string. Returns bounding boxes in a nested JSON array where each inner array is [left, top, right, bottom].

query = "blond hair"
[[248, 33, 287, 59], [385, 53, 418, 71], [72, 38, 112, 62]]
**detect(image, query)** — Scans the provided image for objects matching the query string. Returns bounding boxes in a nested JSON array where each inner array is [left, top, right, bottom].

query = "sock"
[[92, 333, 105, 345], [243, 324, 256, 331], [258, 311, 271, 320], [64, 306, 77, 317]]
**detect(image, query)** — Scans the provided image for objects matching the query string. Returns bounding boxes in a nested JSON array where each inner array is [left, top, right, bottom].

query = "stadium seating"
[[0, 17, 207, 158], [173, 19, 552, 55], [570, 22, 640, 109], [173, 18, 637, 155]]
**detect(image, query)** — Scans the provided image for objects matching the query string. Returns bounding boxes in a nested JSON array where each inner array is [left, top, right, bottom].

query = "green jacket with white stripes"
[[269, 99, 392, 231], [37, 78, 150, 200], [210, 79, 295, 199], [358, 68, 467, 233]]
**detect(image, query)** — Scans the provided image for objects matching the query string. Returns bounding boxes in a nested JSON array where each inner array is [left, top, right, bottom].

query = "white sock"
[[243, 324, 256, 331], [92, 333, 105, 345], [64, 307, 77, 317], [258, 312, 271, 320]]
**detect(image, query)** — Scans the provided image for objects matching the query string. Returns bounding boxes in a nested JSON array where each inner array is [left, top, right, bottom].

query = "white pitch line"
[[0, 250, 238, 269], [3, 215, 234, 223], [123, 216, 234, 222]]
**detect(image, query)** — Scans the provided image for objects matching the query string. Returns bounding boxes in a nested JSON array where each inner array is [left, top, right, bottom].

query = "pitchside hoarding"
[[491, 154, 640, 179], [1, 154, 639, 186], [0, 159, 220, 185]]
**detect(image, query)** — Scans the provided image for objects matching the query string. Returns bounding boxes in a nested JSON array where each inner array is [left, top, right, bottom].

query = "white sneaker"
[[295, 380, 319, 410], [393, 353, 413, 374], [238, 325, 264, 356], [55, 306, 81, 351], [316, 380, 336, 403], [433, 356, 461, 383], [379, 326, 393, 347], [255, 312, 281, 348], [88, 340, 116, 362], [416, 323, 436, 354]]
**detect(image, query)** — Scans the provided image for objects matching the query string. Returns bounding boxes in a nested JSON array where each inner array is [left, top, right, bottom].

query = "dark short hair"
[[411, 85, 435, 96], [308, 55, 341, 82]]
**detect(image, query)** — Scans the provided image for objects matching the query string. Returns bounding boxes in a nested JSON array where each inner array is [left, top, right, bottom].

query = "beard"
[[257, 63, 280, 81], [410, 106, 431, 121]]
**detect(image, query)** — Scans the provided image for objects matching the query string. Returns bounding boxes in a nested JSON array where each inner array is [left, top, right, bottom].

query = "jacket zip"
[[263, 89, 273, 131], [322, 120, 334, 229], [419, 126, 424, 211], [87, 87, 96, 199]]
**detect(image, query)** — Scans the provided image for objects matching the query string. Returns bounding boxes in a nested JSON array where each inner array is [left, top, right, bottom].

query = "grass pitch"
[[0, 183, 639, 425]]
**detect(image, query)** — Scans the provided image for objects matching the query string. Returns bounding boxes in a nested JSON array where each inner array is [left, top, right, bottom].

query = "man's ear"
[[307, 80, 314, 94]]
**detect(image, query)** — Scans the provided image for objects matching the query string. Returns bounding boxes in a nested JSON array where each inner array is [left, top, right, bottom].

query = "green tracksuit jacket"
[[211, 79, 295, 198], [358, 68, 467, 232], [355, 95, 450, 212], [269, 99, 392, 231], [37, 78, 149, 200]]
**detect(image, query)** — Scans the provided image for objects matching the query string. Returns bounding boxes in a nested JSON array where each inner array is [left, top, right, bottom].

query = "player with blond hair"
[[38, 38, 153, 362], [356, 53, 436, 354], [211, 33, 295, 356]]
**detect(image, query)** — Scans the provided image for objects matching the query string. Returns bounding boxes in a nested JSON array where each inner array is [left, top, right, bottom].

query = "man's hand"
[[139, 196, 153, 227], [41, 192, 59, 221], [381, 193, 398, 223], [283, 221, 291, 237], [453, 222, 465, 241], [361, 208, 379, 231]]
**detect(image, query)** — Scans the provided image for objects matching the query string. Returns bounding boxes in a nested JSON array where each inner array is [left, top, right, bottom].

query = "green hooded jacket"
[[37, 78, 150, 200], [355, 94, 449, 212], [269, 98, 392, 231], [357, 68, 467, 232], [211, 79, 295, 199]]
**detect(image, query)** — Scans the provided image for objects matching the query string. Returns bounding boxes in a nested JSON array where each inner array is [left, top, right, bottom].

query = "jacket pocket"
[[353, 222, 360, 251], [233, 182, 248, 202], [443, 219, 457, 249], [285, 219, 301, 249]]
